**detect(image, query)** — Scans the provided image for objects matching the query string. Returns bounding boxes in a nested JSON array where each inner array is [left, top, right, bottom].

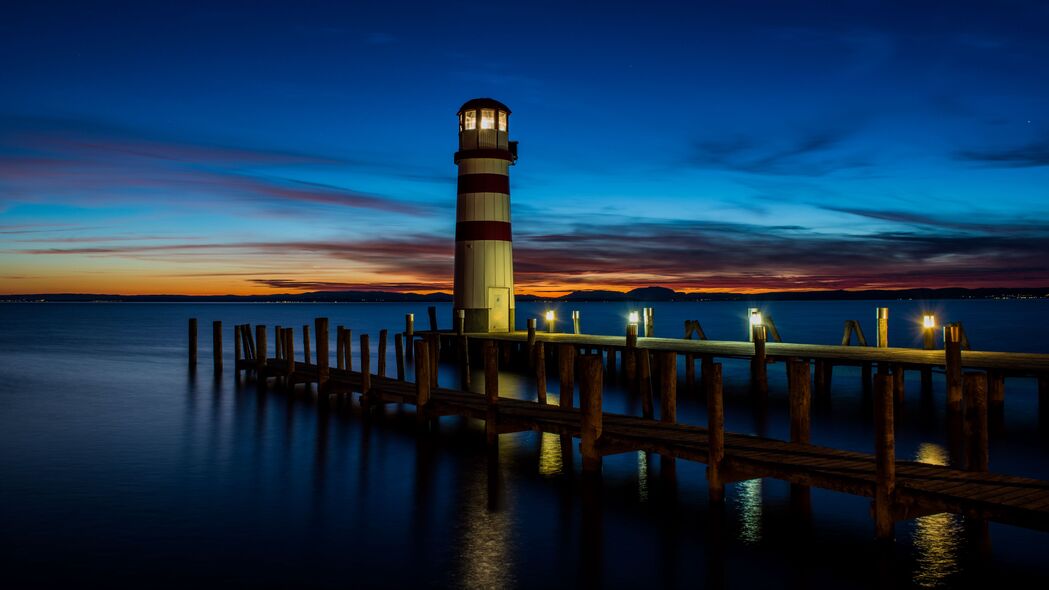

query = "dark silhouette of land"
[[3, 286, 1046, 303]]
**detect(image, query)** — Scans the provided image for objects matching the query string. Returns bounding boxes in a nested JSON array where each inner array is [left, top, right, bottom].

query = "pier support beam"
[[395, 333, 405, 381], [415, 340, 431, 427], [789, 359, 811, 444], [212, 320, 222, 375], [706, 363, 725, 503], [558, 343, 575, 409], [580, 355, 604, 474], [188, 318, 197, 369], [945, 325, 963, 412], [378, 329, 388, 378], [751, 325, 768, 396], [873, 374, 896, 541], [315, 318, 329, 391], [638, 345, 653, 419], [535, 341, 547, 404], [964, 372, 989, 472]]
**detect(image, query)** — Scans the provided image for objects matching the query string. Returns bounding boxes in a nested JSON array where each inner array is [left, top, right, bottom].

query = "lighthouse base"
[[457, 307, 515, 334]]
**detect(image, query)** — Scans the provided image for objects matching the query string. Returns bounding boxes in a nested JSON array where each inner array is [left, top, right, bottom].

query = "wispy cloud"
[[689, 127, 868, 176], [954, 137, 1049, 168]]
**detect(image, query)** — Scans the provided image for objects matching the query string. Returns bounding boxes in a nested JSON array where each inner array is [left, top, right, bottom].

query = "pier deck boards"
[[246, 359, 1049, 533], [461, 331, 1049, 374]]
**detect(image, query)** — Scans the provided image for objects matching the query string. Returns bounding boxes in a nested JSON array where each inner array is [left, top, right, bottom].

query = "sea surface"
[[1, 299, 1048, 588]]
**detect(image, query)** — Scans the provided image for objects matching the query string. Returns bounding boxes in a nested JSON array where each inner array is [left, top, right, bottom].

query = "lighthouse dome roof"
[[458, 97, 510, 114]]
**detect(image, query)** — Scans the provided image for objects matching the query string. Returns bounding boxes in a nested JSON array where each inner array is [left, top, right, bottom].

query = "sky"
[[1, 0, 1048, 296]]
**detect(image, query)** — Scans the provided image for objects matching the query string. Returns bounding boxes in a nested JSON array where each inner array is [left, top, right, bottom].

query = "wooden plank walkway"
[[243, 357, 1049, 536]]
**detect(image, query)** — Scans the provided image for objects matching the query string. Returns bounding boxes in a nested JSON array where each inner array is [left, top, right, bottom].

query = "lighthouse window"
[[481, 109, 495, 130], [464, 110, 476, 130], [498, 110, 507, 131]]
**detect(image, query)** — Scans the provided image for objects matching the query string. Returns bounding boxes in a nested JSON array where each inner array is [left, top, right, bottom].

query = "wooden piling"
[[580, 355, 604, 473], [395, 333, 405, 381], [706, 363, 725, 503], [624, 324, 638, 386], [302, 325, 311, 366], [892, 363, 905, 403], [484, 341, 499, 445], [188, 318, 197, 368], [455, 309, 465, 336], [637, 345, 654, 419], [234, 324, 242, 369], [987, 369, 1004, 409], [558, 343, 575, 409], [526, 319, 536, 368], [921, 324, 935, 391], [751, 325, 768, 396], [212, 320, 222, 374], [414, 340, 430, 426], [789, 359, 811, 444], [876, 307, 889, 348], [572, 310, 581, 335], [659, 351, 677, 424], [427, 305, 438, 333], [873, 373, 896, 541], [685, 353, 695, 391], [945, 325, 963, 412], [255, 325, 267, 373], [458, 335, 470, 388], [284, 327, 295, 377], [965, 372, 989, 473], [378, 329, 388, 378], [360, 333, 371, 397], [405, 313, 414, 359], [275, 325, 283, 360], [315, 318, 329, 390], [241, 324, 255, 363], [336, 326, 345, 370], [427, 333, 439, 388], [535, 341, 547, 404], [643, 307, 654, 338], [343, 328, 353, 372]]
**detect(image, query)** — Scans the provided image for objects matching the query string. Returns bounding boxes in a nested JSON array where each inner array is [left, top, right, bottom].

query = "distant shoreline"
[[3, 286, 1046, 303]]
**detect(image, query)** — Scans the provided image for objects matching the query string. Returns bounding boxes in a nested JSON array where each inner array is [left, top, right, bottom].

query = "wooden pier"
[[196, 313, 1049, 542]]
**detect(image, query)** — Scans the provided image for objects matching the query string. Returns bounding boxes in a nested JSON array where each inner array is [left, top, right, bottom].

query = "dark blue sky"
[[2, 0, 1047, 294]]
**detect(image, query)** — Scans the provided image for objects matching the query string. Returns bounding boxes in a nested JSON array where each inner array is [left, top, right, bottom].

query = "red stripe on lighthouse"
[[457, 173, 510, 194], [455, 221, 512, 242]]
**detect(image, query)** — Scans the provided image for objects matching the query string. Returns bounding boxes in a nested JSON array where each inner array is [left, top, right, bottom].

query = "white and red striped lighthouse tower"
[[453, 98, 518, 332]]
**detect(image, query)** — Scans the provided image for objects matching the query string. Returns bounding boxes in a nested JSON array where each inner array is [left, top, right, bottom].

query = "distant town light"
[[923, 314, 936, 329]]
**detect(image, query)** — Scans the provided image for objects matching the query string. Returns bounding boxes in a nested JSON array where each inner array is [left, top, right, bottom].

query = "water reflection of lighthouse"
[[453, 98, 518, 333]]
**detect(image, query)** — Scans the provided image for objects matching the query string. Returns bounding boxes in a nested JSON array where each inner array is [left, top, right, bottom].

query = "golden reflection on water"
[[538, 432, 563, 476], [459, 454, 515, 588], [912, 442, 964, 588], [637, 451, 649, 503], [735, 478, 763, 545]]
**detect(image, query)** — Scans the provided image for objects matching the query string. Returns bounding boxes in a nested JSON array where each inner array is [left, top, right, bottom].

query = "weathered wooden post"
[[987, 370, 1004, 409], [302, 324, 311, 366], [414, 339, 430, 427], [643, 307, 654, 338], [427, 333, 439, 388], [706, 363, 725, 503], [395, 333, 405, 380], [534, 341, 547, 404], [921, 316, 935, 392], [455, 309, 465, 336], [558, 343, 575, 408], [336, 326, 345, 370], [873, 373, 896, 541], [212, 320, 222, 375], [315, 318, 329, 391], [458, 334, 470, 388], [255, 324, 267, 373], [572, 310, 581, 335], [876, 307, 889, 348], [284, 327, 295, 378], [892, 363, 905, 403], [360, 333, 371, 398], [579, 355, 604, 474], [427, 305, 438, 333], [659, 351, 677, 423], [405, 313, 414, 359], [234, 325, 242, 373], [945, 324, 963, 412], [638, 345, 654, 419], [378, 329, 388, 378], [274, 325, 283, 360], [188, 318, 198, 369], [964, 372, 989, 472], [526, 318, 537, 368], [789, 359, 811, 443], [751, 324, 768, 396], [624, 324, 638, 387], [484, 341, 499, 445]]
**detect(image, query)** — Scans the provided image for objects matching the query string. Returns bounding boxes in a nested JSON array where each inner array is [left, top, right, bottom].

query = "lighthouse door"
[[487, 287, 510, 332]]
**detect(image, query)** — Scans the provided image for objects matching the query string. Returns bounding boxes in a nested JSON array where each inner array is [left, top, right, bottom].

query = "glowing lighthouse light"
[[452, 98, 519, 332]]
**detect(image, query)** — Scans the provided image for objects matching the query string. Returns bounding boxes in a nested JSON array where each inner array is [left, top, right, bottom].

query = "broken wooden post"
[[188, 318, 198, 369], [395, 333, 405, 381], [580, 355, 604, 474], [876, 307, 889, 348], [751, 324, 768, 396], [945, 324, 963, 412], [706, 363, 725, 503], [255, 324, 267, 373], [414, 339, 430, 427], [378, 329, 388, 378], [624, 324, 638, 387], [873, 373, 896, 541], [315, 318, 329, 391], [427, 305, 438, 332], [360, 333, 371, 398], [535, 341, 547, 404], [789, 359, 811, 444], [964, 372, 989, 472], [336, 326, 345, 370], [638, 344, 653, 419], [659, 351, 677, 424], [558, 343, 575, 409], [302, 324, 311, 366], [212, 320, 222, 375], [405, 313, 414, 359]]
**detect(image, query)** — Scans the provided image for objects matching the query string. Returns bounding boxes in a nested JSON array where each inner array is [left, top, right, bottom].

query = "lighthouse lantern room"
[[453, 98, 518, 332]]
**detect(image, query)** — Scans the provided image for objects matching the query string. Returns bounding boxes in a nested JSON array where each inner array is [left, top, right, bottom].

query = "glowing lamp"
[[628, 311, 640, 325], [749, 310, 763, 326], [923, 314, 936, 329], [545, 310, 555, 333]]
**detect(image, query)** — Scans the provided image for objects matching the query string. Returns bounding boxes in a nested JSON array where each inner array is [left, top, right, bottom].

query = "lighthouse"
[[453, 98, 518, 332]]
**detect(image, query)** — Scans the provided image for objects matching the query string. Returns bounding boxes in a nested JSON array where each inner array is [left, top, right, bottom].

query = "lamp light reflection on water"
[[912, 442, 963, 587], [538, 432, 563, 476], [735, 478, 763, 545], [637, 451, 649, 503]]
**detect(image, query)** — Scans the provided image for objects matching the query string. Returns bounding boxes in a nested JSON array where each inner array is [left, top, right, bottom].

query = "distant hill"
[[3, 286, 1046, 303]]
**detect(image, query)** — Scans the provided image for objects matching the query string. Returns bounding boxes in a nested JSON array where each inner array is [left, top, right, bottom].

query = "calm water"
[[2, 300, 1048, 588]]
